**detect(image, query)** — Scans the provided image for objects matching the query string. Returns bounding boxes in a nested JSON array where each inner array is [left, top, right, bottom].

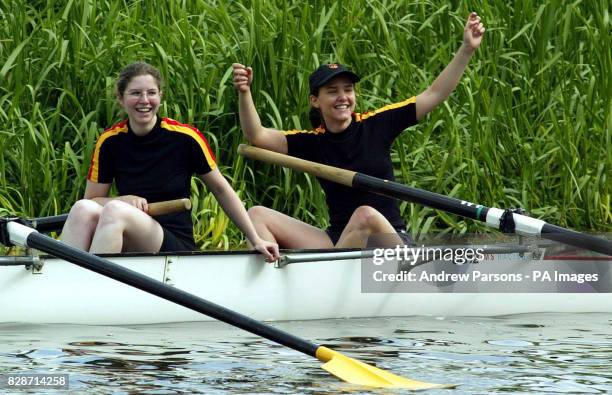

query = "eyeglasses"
[[126, 90, 160, 99]]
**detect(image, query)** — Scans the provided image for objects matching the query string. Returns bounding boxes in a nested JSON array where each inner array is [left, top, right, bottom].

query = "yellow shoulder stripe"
[[161, 119, 217, 170], [355, 96, 416, 122], [88, 123, 128, 182], [283, 126, 326, 136]]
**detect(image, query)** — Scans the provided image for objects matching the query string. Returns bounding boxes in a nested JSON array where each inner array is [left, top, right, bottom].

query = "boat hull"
[[1, 250, 610, 324]]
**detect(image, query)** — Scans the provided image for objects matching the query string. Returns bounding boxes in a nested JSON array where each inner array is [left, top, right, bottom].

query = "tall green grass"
[[0, 0, 609, 250]]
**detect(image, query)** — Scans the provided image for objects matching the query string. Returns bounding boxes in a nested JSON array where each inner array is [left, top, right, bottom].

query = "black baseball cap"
[[308, 63, 360, 95]]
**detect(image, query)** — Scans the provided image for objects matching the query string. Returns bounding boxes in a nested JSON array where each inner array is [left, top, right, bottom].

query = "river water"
[[1, 314, 610, 394]]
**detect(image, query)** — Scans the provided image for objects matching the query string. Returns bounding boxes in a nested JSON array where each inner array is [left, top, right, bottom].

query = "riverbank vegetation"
[[1, 0, 609, 249]]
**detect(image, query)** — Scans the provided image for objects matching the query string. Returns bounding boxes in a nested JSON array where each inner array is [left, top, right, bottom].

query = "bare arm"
[[84, 181, 112, 206], [232, 63, 288, 153], [416, 12, 485, 120], [200, 168, 279, 261]]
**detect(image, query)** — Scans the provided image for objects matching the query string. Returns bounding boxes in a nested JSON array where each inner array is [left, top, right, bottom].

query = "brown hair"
[[308, 86, 322, 128], [308, 106, 323, 128], [115, 62, 163, 97]]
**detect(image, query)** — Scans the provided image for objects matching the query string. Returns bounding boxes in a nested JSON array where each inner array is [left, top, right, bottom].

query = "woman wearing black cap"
[[233, 12, 485, 249]]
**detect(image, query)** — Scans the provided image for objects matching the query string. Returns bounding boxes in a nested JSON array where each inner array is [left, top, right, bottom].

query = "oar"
[[28, 198, 192, 233], [238, 144, 612, 256], [277, 244, 532, 268], [0, 219, 452, 390]]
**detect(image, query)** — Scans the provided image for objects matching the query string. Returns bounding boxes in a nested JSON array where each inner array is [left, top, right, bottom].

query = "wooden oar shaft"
[[30, 198, 192, 233], [239, 145, 487, 220], [148, 198, 191, 216], [239, 145, 612, 256], [238, 144, 355, 187]]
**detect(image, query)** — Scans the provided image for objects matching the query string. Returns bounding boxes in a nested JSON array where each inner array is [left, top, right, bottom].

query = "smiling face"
[[117, 74, 162, 135], [309, 75, 356, 133]]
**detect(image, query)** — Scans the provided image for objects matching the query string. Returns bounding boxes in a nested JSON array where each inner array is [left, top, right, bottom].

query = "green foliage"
[[0, 0, 609, 249]]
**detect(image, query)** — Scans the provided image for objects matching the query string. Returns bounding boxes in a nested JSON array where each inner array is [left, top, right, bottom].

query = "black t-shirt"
[[284, 97, 418, 233], [87, 117, 216, 246]]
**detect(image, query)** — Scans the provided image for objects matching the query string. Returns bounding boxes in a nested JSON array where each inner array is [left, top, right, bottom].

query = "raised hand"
[[232, 63, 253, 93], [464, 12, 485, 50]]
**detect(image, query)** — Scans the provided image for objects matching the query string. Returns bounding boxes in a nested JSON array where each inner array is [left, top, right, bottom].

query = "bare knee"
[[247, 205, 272, 223], [61, 200, 103, 249], [96, 200, 133, 229], [349, 206, 384, 231], [68, 199, 102, 226]]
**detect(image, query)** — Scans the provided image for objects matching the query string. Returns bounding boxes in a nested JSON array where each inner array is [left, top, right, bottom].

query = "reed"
[[0, 0, 609, 250]]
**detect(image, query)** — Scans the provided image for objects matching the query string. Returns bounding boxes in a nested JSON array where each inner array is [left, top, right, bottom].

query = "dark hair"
[[115, 62, 163, 97], [308, 106, 323, 128], [307, 74, 359, 128], [308, 86, 321, 128]]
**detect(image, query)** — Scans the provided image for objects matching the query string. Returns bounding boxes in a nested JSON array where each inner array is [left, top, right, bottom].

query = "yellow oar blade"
[[316, 346, 455, 390]]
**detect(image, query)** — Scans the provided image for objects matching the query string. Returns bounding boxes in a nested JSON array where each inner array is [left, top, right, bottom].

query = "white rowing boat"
[[1, 246, 610, 325], [1, 188, 610, 389], [2, 150, 610, 327]]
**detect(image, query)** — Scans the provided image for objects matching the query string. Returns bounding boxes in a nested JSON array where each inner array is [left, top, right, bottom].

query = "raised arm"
[[232, 63, 288, 153], [200, 168, 280, 261], [415, 12, 485, 120]]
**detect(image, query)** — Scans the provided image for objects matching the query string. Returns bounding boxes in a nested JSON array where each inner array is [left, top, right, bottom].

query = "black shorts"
[[325, 228, 414, 246], [159, 228, 197, 252]]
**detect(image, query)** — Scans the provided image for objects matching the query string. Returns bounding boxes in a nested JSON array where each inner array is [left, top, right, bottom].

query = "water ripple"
[[0, 314, 610, 393]]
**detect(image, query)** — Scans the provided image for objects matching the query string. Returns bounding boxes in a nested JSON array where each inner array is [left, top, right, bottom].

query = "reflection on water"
[[0, 314, 611, 394]]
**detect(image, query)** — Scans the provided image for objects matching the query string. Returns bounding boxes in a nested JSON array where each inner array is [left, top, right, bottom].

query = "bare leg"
[[335, 206, 403, 248], [60, 199, 103, 250], [89, 200, 164, 254], [247, 206, 333, 249]]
